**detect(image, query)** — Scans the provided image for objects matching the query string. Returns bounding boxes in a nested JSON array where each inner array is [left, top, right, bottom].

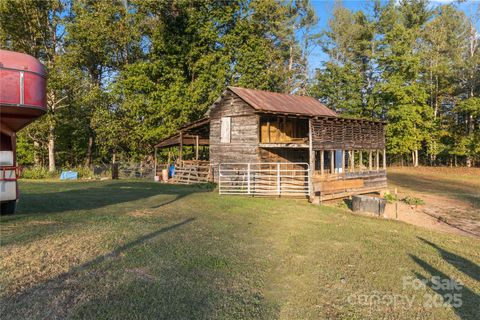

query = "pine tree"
[[311, 2, 380, 118], [376, 0, 432, 166]]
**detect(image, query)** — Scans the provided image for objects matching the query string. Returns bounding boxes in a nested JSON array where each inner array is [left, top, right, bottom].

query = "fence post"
[[112, 163, 119, 180], [247, 163, 251, 195], [277, 163, 281, 196]]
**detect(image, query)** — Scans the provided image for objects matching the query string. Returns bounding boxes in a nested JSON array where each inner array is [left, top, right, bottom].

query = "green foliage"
[[67, 166, 93, 179], [21, 167, 58, 179], [311, 0, 479, 166], [402, 196, 425, 206], [383, 192, 398, 203], [1, 0, 478, 167]]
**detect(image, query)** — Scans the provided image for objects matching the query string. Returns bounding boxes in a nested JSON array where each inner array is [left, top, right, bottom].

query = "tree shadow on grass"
[[0, 218, 193, 319], [0, 182, 214, 247], [409, 238, 480, 319], [418, 237, 480, 282], [13, 182, 215, 215], [388, 172, 480, 208], [1, 217, 278, 319]]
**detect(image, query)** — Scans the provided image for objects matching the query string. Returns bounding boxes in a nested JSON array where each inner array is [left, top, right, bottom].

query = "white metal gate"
[[218, 162, 310, 197]]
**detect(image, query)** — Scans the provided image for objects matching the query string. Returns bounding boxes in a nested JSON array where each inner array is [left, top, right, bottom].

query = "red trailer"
[[0, 50, 47, 214]]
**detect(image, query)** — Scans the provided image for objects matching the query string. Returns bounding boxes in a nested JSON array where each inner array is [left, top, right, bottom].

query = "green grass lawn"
[[1, 180, 479, 319]]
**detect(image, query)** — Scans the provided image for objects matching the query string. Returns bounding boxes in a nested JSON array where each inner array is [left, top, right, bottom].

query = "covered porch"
[[308, 117, 387, 202], [154, 117, 212, 183]]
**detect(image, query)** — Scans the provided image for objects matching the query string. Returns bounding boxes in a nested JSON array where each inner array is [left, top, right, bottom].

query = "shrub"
[[21, 167, 58, 179], [402, 196, 425, 206], [70, 166, 94, 179], [383, 192, 398, 203]]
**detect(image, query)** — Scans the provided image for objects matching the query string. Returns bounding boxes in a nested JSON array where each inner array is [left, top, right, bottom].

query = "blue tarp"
[[60, 171, 78, 180]]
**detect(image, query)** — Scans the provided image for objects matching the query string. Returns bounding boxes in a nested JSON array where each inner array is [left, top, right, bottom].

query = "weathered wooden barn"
[[155, 86, 387, 202]]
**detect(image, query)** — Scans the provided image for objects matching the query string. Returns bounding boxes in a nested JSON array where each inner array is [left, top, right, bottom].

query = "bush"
[[70, 166, 94, 179], [21, 166, 96, 179], [402, 196, 425, 206], [21, 167, 58, 179], [383, 192, 398, 203]]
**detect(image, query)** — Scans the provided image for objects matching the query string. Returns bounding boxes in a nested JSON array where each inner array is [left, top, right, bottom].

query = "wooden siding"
[[312, 117, 385, 150], [209, 90, 260, 181]]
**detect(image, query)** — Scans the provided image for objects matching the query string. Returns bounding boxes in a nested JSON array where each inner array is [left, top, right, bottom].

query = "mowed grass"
[[1, 180, 479, 319]]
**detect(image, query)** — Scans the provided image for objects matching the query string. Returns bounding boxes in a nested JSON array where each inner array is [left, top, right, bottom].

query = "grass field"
[[1, 176, 479, 319]]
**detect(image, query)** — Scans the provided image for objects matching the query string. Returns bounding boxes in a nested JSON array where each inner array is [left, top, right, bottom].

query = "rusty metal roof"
[[228, 86, 337, 117]]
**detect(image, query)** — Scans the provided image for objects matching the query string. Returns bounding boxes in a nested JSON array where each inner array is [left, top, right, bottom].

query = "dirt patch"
[[383, 191, 480, 238], [385, 167, 480, 238]]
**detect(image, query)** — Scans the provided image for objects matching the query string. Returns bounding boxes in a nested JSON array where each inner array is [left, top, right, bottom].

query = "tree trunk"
[[33, 140, 41, 167], [412, 150, 419, 167], [48, 124, 55, 172], [288, 44, 294, 92], [86, 136, 93, 167]]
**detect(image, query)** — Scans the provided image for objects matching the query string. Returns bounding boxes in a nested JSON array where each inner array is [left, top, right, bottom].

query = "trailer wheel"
[[1, 200, 16, 215]]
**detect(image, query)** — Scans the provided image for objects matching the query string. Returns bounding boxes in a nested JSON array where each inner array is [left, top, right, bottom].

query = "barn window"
[[220, 117, 231, 143]]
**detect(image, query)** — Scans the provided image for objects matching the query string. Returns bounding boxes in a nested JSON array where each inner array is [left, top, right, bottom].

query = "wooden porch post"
[[350, 150, 355, 173], [320, 150, 324, 176], [376, 149, 380, 171], [369, 150, 373, 171], [330, 150, 334, 175], [359, 151, 363, 172], [383, 148, 387, 169], [308, 118, 315, 202], [341, 149, 345, 174], [195, 135, 199, 160], [267, 121, 271, 143], [178, 132, 183, 162]]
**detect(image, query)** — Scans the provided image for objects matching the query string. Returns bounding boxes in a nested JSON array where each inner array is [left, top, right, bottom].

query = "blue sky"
[[307, 0, 480, 73]]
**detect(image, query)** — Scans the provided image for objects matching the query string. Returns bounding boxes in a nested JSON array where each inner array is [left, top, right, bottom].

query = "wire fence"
[[20, 163, 155, 180]]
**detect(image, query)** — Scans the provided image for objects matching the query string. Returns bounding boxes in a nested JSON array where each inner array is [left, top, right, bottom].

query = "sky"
[[307, 0, 480, 73]]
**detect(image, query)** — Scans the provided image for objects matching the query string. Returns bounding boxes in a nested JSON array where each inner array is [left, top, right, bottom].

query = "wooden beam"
[[369, 150, 372, 171], [267, 121, 271, 143], [350, 150, 355, 173], [179, 132, 183, 162], [341, 149, 345, 174], [276, 117, 280, 142], [383, 149, 387, 169], [330, 150, 334, 175], [195, 135, 199, 160], [359, 151, 363, 172], [308, 119, 315, 202], [320, 150, 324, 176], [258, 143, 309, 148], [376, 149, 380, 171]]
